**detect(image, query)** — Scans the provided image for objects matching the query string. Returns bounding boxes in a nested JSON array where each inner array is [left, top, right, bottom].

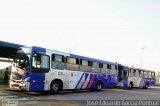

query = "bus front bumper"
[[9, 80, 29, 91]]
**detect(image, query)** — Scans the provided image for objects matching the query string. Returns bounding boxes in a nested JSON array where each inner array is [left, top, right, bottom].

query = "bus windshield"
[[13, 53, 30, 70], [13, 47, 31, 70]]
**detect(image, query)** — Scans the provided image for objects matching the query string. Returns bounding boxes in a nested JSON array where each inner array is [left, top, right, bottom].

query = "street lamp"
[[140, 47, 145, 68]]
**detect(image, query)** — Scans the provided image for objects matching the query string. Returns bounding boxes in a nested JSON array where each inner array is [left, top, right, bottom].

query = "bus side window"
[[79, 59, 90, 71], [147, 71, 149, 78], [66, 57, 79, 71], [148, 72, 151, 78], [32, 54, 41, 68], [151, 72, 155, 78], [101, 63, 110, 74], [110, 65, 117, 75], [51, 54, 65, 70], [135, 70, 139, 77], [130, 69, 135, 77], [139, 70, 143, 77], [144, 71, 148, 78], [134, 69, 136, 76], [124, 68, 129, 77], [32, 53, 50, 72], [91, 62, 100, 72], [147, 72, 149, 78], [107, 64, 111, 69]]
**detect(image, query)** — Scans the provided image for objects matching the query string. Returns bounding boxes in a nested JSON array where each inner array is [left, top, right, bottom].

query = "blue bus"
[[9, 46, 118, 93], [117, 64, 155, 89]]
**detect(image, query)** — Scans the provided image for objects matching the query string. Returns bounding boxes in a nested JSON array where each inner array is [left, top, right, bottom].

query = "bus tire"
[[144, 82, 149, 89], [96, 81, 103, 91], [114, 86, 118, 88], [50, 81, 61, 94], [128, 82, 133, 89]]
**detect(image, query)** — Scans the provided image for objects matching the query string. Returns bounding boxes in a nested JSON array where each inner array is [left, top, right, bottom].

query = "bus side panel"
[[29, 46, 46, 91], [151, 78, 156, 86], [123, 78, 128, 88], [75, 72, 94, 90], [139, 78, 155, 87], [110, 75, 118, 87], [128, 77, 148, 88], [80, 73, 91, 89], [128, 77, 141, 87], [90, 74, 109, 89], [117, 77, 128, 88], [69, 71, 83, 89], [95, 74, 117, 88], [103, 75, 110, 88], [88, 74, 97, 89], [75, 73, 107, 89], [45, 70, 85, 90], [29, 73, 45, 91], [147, 78, 156, 86]]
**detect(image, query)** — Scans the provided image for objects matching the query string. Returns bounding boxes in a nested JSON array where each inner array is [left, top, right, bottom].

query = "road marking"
[[0, 97, 29, 101], [0, 92, 29, 101], [1, 89, 40, 99], [19, 101, 39, 105], [9, 98, 29, 101]]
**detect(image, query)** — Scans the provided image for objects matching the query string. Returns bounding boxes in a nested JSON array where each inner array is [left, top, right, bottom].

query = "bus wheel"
[[50, 81, 61, 94], [96, 81, 103, 91], [128, 82, 133, 89], [144, 83, 149, 89]]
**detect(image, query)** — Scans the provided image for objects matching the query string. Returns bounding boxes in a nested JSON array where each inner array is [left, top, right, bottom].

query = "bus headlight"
[[21, 77, 30, 84], [22, 77, 30, 83]]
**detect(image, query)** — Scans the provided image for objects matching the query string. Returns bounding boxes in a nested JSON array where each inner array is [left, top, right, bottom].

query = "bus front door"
[[118, 65, 123, 82]]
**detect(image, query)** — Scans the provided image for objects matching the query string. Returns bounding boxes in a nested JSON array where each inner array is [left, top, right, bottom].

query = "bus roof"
[[118, 64, 155, 72], [136, 68, 155, 72], [70, 54, 117, 65], [30, 46, 155, 71], [31, 46, 117, 65]]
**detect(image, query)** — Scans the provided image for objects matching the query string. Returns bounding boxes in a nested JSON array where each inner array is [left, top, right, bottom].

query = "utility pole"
[[69, 43, 78, 54], [140, 47, 145, 68]]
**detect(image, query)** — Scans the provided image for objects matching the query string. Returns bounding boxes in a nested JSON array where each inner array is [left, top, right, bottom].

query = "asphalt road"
[[0, 85, 160, 106]]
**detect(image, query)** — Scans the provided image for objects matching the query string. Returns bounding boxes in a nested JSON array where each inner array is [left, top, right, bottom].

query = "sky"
[[0, 0, 160, 72]]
